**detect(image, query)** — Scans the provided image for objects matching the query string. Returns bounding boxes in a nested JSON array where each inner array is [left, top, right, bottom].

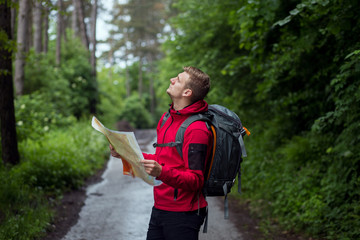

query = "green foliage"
[[60, 38, 98, 118], [0, 29, 16, 76], [24, 37, 98, 118], [0, 168, 51, 240], [118, 94, 155, 129], [161, 0, 360, 239], [0, 121, 108, 240], [96, 66, 127, 127], [1, 12, 104, 240], [96, 62, 161, 128], [15, 92, 76, 142], [13, 121, 107, 192], [125, 62, 159, 117], [23, 49, 54, 94]]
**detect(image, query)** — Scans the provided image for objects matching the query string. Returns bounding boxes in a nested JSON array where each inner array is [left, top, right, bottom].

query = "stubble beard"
[[166, 87, 174, 101]]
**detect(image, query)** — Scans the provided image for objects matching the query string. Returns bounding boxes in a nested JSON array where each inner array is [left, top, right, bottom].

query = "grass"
[[0, 121, 108, 240]]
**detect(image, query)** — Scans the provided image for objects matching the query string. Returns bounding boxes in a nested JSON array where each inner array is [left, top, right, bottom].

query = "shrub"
[[24, 38, 98, 119], [96, 66, 127, 127], [12, 121, 108, 192], [15, 92, 76, 142], [0, 167, 52, 240], [0, 121, 108, 240], [118, 94, 155, 129]]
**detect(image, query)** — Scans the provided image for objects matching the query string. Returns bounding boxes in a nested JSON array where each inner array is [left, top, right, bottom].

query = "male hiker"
[[110, 66, 213, 240]]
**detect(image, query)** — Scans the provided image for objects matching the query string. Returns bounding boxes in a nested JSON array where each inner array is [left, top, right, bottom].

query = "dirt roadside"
[[40, 163, 107, 240]]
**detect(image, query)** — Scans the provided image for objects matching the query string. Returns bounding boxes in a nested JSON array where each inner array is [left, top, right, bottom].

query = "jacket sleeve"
[[143, 152, 156, 160], [157, 123, 212, 192]]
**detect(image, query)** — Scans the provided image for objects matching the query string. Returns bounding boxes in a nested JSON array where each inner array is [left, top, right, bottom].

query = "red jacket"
[[143, 100, 213, 212]]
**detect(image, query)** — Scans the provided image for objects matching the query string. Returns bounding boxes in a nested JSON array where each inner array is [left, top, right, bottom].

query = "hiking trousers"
[[146, 207, 206, 240]]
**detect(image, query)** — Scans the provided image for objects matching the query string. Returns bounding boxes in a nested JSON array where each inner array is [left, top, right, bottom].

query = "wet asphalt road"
[[62, 130, 243, 240]]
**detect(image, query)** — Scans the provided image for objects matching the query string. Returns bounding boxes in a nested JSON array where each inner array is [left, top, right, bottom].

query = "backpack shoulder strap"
[[153, 112, 212, 157], [175, 113, 212, 158], [153, 112, 181, 149], [160, 112, 170, 128]]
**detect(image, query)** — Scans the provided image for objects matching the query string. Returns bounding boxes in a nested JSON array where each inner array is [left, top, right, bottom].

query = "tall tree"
[[90, 0, 97, 77], [14, 0, 30, 95], [0, 1, 20, 165], [33, 0, 42, 53], [124, 31, 131, 97], [10, 0, 17, 39], [106, 0, 165, 104], [43, 5, 49, 53], [89, 0, 98, 114], [74, 0, 89, 50], [25, 3, 32, 52], [56, 0, 63, 65], [71, 0, 78, 36]]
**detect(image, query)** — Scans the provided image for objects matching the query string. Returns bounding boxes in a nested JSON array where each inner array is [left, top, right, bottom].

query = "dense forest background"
[[0, 0, 359, 239]]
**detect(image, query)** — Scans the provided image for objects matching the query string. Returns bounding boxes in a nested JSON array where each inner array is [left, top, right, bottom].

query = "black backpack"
[[154, 104, 250, 231]]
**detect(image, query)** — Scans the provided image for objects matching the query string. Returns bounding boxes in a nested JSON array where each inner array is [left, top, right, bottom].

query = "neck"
[[173, 99, 192, 111]]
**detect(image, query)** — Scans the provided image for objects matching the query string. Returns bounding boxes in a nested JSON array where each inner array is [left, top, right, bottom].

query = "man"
[[111, 66, 212, 240]]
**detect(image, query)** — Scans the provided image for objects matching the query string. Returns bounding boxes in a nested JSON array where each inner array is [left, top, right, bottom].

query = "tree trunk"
[[72, 0, 78, 37], [125, 58, 131, 97], [108, 38, 114, 66], [148, 57, 155, 115], [33, 0, 42, 53], [147, 51, 156, 115], [0, 2, 20, 165], [149, 75, 155, 114], [56, 0, 63, 65], [90, 0, 97, 77], [14, 0, 30, 96], [89, 0, 98, 114], [74, 0, 89, 50], [60, 2, 66, 43], [138, 57, 143, 99], [124, 31, 131, 97], [26, 4, 32, 52], [11, 0, 17, 39], [43, 6, 49, 53]]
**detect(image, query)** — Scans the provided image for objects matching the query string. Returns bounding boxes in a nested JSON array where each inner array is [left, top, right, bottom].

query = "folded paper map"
[[91, 116, 157, 186]]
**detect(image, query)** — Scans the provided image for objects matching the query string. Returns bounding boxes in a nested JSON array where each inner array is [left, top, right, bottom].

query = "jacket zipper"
[[174, 188, 178, 201], [159, 115, 179, 201], [158, 115, 173, 156]]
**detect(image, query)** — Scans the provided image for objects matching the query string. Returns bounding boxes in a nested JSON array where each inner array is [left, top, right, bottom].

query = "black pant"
[[146, 207, 207, 240]]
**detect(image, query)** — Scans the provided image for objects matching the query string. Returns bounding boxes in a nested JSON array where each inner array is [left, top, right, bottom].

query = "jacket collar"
[[168, 100, 208, 117]]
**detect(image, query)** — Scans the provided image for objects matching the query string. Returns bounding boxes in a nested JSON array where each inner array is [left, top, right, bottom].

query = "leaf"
[[273, 15, 292, 27], [345, 50, 360, 60], [290, 8, 300, 16]]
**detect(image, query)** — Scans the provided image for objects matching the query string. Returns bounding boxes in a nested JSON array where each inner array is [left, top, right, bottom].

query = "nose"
[[170, 77, 175, 84]]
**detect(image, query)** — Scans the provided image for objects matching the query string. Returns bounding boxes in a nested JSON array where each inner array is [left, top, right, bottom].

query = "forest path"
[[60, 129, 243, 240]]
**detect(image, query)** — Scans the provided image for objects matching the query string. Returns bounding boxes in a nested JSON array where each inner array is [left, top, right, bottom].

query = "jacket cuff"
[[157, 165, 170, 182]]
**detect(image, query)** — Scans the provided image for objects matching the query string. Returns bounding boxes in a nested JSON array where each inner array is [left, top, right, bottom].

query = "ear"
[[182, 88, 192, 98]]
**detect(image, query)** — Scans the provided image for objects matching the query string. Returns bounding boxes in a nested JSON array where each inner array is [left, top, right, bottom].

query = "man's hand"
[[141, 159, 162, 177], [109, 144, 122, 158]]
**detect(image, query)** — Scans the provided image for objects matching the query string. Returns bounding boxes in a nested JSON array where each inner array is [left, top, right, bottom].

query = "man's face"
[[166, 71, 190, 100]]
